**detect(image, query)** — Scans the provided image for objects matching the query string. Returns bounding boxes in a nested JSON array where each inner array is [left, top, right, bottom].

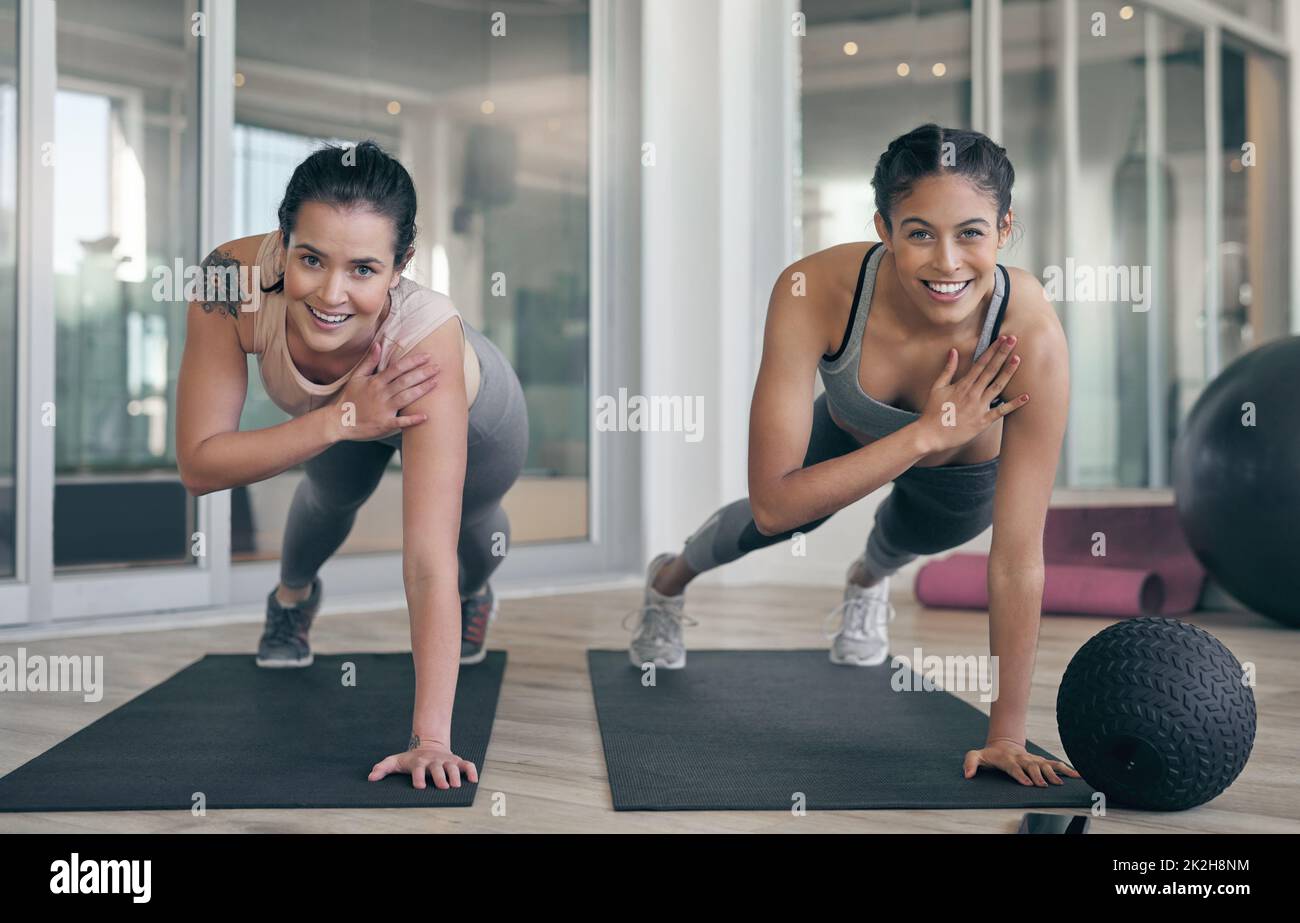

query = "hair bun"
[[871, 124, 1013, 237]]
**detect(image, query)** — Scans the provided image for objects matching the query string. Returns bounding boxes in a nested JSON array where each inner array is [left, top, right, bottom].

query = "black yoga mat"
[[588, 649, 1096, 811], [0, 652, 505, 812]]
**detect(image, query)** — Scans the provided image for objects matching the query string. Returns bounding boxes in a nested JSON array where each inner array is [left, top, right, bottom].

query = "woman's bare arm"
[[748, 257, 933, 536], [175, 242, 343, 496], [395, 319, 469, 746], [983, 285, 1071, 749]]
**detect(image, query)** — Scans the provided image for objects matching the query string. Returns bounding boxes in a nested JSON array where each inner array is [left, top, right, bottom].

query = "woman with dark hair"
[[627, 124, 1080, 787], [176, 140, 528, 790]]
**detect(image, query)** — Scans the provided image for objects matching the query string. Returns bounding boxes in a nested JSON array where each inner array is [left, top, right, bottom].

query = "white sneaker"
[[622, 552, 697, 669], [824, 558, 896, 667]]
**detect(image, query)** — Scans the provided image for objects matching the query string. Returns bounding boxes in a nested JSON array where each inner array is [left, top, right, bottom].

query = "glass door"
[[0, 0, 16, 596], [798, 0, 975, 254], [1008, 0, 1289, 491], [50, 0, 204, 606], [0, 0, 214, 625], [51, 78, 198, 573], [0, 0, 639, 628], [1215, 36, 1289, 372], [229, 0, 593, 572]]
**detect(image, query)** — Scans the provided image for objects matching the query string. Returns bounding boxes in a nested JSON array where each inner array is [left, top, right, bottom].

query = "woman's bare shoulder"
[[1002, 265, 1067, 350], [198, 232, 275, 354], [771, 241, 876, 352], [201, 232, 269, 268]]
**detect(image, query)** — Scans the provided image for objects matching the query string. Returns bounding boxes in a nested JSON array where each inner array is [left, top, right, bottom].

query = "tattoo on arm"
[[198, 247, 245, 320], [408, 734, 422, 751]]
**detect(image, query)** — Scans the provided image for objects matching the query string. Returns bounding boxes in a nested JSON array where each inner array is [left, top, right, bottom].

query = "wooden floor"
[[1, 583, 1296, 833]]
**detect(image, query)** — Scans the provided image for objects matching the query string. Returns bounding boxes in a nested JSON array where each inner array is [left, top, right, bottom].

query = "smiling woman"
[[626, 123, 1073, 789], [251, 209, 480, 408], [175, 140, 529, 790]]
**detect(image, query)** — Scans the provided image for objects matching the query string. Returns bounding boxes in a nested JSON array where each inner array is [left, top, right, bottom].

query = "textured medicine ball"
[[1172, 334, 1300, 627], [1057, 618, 1255, 811]]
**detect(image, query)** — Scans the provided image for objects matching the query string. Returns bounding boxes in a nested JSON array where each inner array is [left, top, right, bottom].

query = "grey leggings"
[[680, 392, 1000, 577], [279, 321, 529, 596]]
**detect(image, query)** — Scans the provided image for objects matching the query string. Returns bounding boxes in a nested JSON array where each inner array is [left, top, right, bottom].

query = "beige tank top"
[[249, 231, 477, 438]]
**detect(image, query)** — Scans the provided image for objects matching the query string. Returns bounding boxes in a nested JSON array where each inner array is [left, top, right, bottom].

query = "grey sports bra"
[[817, 241, 1010, 441]]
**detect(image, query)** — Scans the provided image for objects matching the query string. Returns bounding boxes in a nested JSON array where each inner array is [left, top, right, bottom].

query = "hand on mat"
[[368, 740, 479, 790], [962, 740, 1082, 786], [916, 334, 1027, 454], [331, 342, 441, 441]]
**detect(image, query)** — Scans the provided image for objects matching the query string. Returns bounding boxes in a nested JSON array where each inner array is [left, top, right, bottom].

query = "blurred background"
[[0, 0, 1294, 627]]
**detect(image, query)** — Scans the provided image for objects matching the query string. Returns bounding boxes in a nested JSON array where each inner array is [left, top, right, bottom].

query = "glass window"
[[0, 0, 16, 579], [52, 0, 199, 571], [1000, 0, 1062, 281], [1000, 0, 1064, 487], [1067, 3, 1212, 489], [1058, 4, 1289, 489], [799, 0, 973, 254], [1072, 0, 1152, 487], [1155, 20, 1210, 481], [1218, 38, 1290, 366], [1061, 3, 1192, 487], [231, 0, 591, 567]]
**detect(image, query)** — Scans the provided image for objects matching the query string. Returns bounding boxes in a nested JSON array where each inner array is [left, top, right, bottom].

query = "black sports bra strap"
[[990, 264, 1011, 342]]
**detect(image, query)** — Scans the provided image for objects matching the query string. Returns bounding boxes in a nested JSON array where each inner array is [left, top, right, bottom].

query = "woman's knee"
[[874, 508, 994, 556], [739, 511, 832, 553], [301, 465, 387, 512], [461, 504, 510, 559]]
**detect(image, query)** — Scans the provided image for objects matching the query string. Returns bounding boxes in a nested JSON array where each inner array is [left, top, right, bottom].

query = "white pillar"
[[640, 0, 795, 584], [641, 0, 724, 568]]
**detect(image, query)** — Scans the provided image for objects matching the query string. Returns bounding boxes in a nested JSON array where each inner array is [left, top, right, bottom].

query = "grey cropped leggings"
[[680, 392, 1001, 577], [279, 321, 529, 596]]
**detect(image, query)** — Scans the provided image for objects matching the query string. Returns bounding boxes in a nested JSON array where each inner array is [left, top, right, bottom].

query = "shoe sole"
[[829, 649, 889, 667], [460, 597, 498, 666], [627, 649, 685, 670], [256, 654, 314, 668]]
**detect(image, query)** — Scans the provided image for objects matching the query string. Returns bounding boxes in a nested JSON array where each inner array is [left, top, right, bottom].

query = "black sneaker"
[[257, 577, 322, 668], [460, 583, 497, 665]]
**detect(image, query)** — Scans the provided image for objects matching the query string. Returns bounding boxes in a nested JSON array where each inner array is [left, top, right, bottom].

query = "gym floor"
[[0, 584, 1292, 833]]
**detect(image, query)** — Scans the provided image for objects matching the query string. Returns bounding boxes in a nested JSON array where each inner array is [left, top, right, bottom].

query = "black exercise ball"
[[1172, 334, 1300, 627], [1056, 617, 1255, 811]]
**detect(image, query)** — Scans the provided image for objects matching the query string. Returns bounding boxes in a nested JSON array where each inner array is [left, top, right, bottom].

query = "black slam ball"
[[1057, 618, 1256, 811]]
